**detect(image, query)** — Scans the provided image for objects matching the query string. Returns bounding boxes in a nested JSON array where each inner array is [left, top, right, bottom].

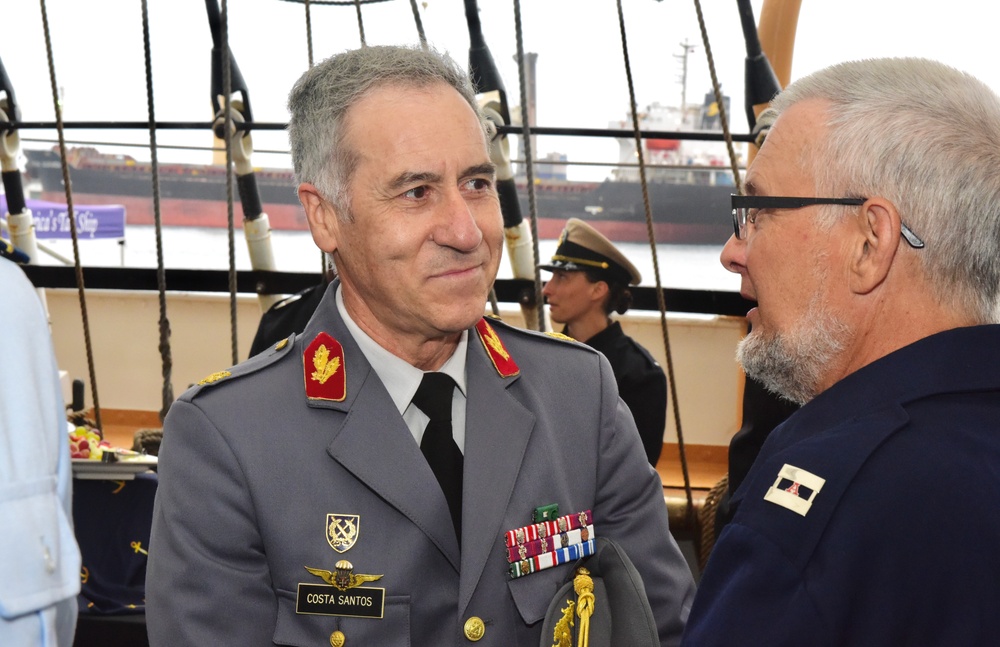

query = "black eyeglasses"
[[731, 194, 925, 249]]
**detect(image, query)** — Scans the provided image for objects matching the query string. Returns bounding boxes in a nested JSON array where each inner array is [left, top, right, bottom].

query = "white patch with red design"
[[764, 463, 826, 517]]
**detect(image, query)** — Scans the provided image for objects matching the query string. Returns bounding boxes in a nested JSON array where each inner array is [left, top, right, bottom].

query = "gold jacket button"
[[329, 629, 345, 647], [464, 616, 485, 641]]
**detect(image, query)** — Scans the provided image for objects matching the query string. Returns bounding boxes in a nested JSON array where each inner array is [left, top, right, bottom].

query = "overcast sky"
[[3, 0, 998, 181]]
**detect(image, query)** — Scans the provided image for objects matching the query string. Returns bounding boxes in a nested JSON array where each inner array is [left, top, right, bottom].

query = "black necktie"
[[412, 372, 463, 542]]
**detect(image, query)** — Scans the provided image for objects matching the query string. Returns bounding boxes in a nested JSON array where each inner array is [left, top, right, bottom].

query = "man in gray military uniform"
[[146, 45, 694, 646]]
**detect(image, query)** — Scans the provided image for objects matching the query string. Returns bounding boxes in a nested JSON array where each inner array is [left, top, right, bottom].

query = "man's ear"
[[849, 197, 901, 295], [298, 183, 341, 254]]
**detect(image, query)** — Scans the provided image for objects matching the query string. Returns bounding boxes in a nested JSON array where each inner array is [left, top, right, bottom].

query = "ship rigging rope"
[[510, 0, 545, 332], [408, 0, 428, 48], [222, 0, 240, 366], [354, 0, 366, 47], [141, 0, 175, 422], [614, 0, 696, 540], [693, 0, 743, 194], [38, 0, 103, 433], [304, 0, 315, 68], [20, 136, 740, 172], [280, 0, 391, 4], [11, 122, 754, 144], [302, 0, 326, 274]]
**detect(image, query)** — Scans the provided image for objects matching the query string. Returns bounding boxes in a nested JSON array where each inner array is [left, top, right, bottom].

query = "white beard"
[[737, 290, 851, 405]]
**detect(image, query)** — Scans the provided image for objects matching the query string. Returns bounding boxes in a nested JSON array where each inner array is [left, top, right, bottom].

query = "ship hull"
[[28, 149, 734, 244]]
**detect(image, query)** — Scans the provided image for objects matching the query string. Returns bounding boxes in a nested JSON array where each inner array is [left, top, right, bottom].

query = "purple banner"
[[1, 196, 126, 239]]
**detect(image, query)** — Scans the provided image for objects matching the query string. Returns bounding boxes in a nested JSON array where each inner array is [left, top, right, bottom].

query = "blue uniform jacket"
[[684, 325, 1000, 646]]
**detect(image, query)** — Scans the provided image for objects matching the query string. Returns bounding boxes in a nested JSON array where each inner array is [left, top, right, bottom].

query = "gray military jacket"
[[147, 283, 694, 646]]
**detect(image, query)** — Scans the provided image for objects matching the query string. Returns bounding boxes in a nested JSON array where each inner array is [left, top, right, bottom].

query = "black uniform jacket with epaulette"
[[582, 321, 667, 467]]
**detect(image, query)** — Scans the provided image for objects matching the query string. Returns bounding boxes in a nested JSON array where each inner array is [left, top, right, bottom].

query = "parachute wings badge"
[[305, 561, 383, 591]]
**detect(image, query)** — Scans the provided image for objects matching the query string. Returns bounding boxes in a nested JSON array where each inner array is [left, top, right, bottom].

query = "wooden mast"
[[750, 0, 802, 162]]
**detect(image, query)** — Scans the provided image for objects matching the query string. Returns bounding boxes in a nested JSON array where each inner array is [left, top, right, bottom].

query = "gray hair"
[[287, 45, 483, 217], [770, 57, 1000, 323]]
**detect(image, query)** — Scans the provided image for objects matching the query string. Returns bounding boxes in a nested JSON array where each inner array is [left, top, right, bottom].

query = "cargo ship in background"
[[21, 94, 740, 244]]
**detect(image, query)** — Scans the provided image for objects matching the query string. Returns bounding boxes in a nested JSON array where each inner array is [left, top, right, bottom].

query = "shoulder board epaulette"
[[184, 334, 297, 399], [625, 337, 661, 367], [482, 316, 592, 350], [477, 316, 600, 366], [304, 331, 347, 401], [197, 370, 232, 385], [476, 318, 519, 378]]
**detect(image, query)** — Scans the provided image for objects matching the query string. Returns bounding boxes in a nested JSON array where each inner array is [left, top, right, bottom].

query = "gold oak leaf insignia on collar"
[[483, 324, 509, 360], [304, 332, 347, 401], [476, 318, 519, 377], [311, 345, 341, 384]]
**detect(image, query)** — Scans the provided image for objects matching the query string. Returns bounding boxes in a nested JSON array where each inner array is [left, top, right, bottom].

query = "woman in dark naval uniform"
[[540, 218, 667, 466]]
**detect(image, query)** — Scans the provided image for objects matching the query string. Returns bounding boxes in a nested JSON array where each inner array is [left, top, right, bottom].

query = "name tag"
[[295, 583, 385, 619]]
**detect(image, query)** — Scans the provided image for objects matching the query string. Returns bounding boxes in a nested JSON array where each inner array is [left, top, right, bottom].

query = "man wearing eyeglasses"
[[683, 57, 1000, 645]]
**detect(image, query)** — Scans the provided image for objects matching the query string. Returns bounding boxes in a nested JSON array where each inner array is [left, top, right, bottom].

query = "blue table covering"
[[72, 471, 156, 615]]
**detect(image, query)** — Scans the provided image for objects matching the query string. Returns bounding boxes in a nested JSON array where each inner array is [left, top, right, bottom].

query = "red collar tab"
[[476, 318, 519, 378], [304, 332, 347, 402]]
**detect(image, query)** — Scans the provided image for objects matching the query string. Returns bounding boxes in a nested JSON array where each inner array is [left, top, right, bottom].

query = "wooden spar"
[[749, 0, 803, 163], [757, 0, 803, 90]]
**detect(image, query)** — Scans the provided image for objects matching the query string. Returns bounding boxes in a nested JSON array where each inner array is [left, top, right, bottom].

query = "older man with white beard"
[[682, 57, 1000, 646]]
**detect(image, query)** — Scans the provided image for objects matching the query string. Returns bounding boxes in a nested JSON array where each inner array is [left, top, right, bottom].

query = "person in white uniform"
[[0, 255, 81, 647]]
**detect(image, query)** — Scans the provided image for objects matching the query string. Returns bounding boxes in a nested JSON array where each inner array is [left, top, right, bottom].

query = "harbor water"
[[31, 225, 741, 294]]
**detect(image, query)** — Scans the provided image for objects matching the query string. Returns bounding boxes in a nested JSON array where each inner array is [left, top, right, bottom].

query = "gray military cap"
[[538, 537, 659, 647]]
